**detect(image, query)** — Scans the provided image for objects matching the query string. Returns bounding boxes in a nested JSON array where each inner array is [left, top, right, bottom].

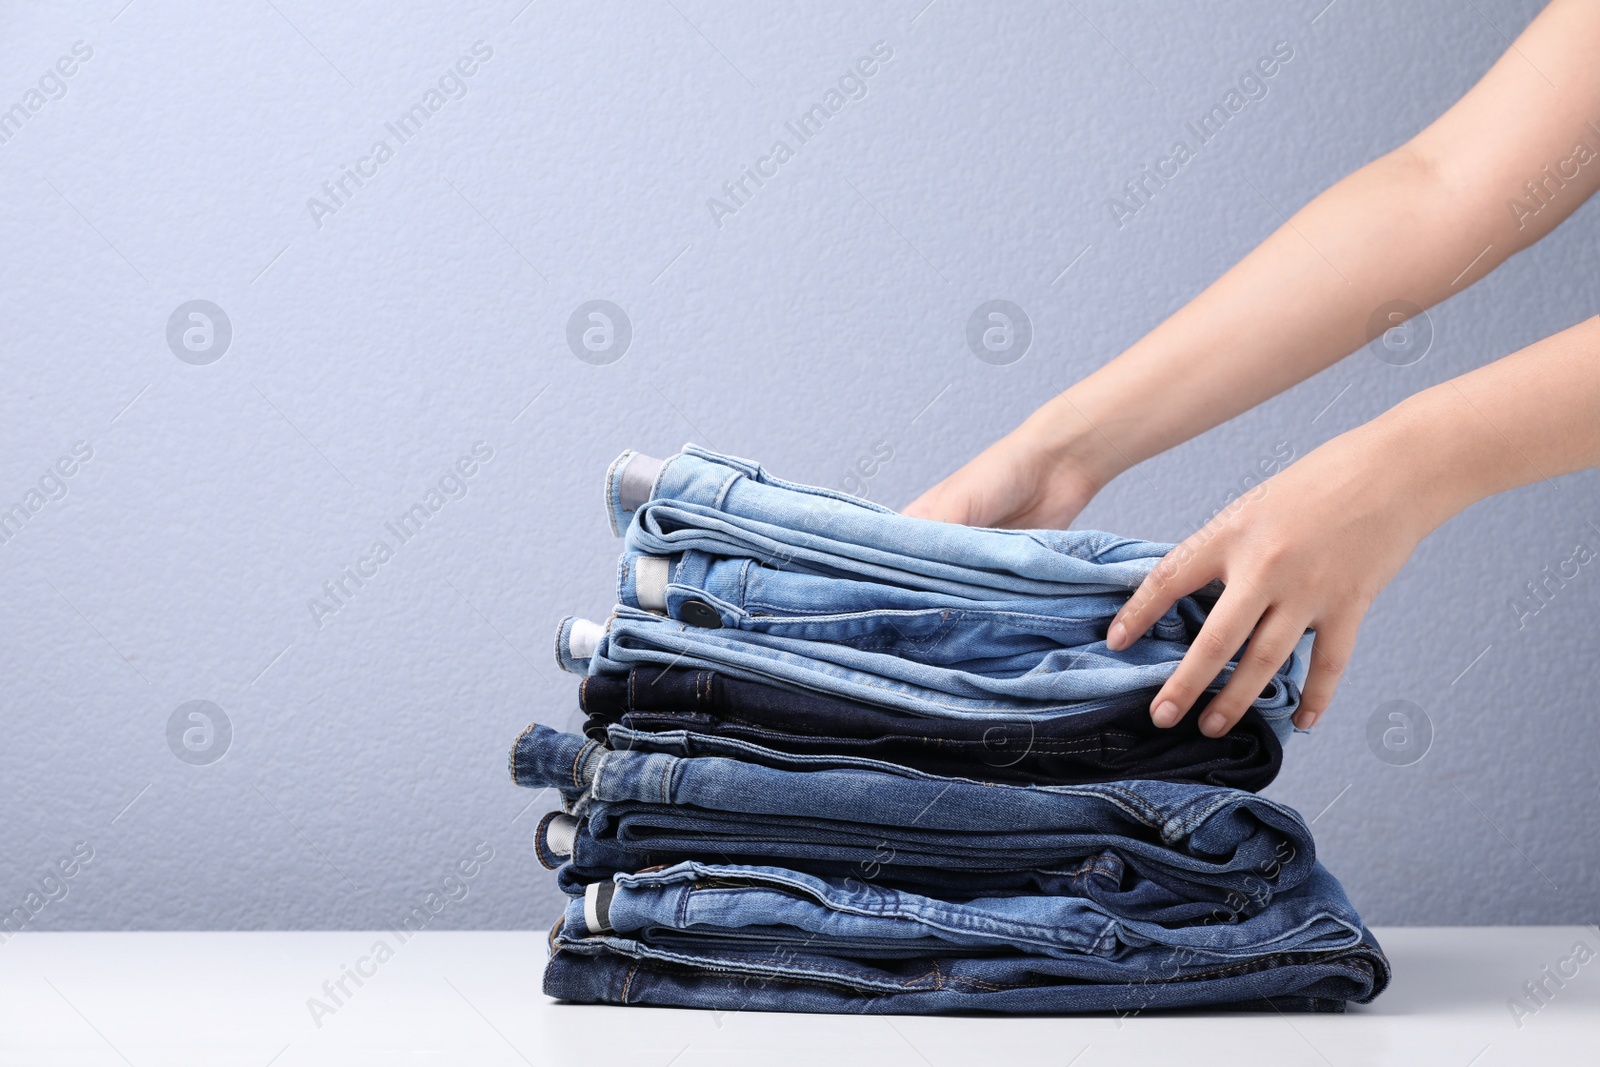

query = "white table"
[[2, 927, 1594, 1065]]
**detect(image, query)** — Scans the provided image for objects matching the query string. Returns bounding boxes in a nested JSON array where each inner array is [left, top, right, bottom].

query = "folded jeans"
[[513, 724, 1315, 921], [608, 445, 1185, 599], [563, 859, 1367, 965], [579, 666, 1283, 789], [543, 920, 1391, 1015], [557, 607, 1313, 743]]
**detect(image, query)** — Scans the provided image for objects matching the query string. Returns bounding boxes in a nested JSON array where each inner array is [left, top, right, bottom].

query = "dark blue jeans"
[[515, 724, 1314, 922], [563, 859, 1369, 966], [542, 920, 1391, 1014], [579, 667, 1282, 790]]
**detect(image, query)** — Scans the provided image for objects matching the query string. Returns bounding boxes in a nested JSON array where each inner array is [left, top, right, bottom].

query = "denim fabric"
[[540, 813, 1180, 901], [575, 448, 1320, 742], [513, 724, 1314, 920], [623, 547, 1203, 647], [564, 860, 1365, 965], [622, 547, 1224, 681], [542, 920, 1391, 1014], [579, 667, 1282, 790], [519, 446, 1381, 1016], [608, 445, 1184, 598], [557, 606, 1314, 744]]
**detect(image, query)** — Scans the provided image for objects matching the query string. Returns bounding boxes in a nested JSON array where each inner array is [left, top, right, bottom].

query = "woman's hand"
[[1106, 417, 1440, 736], [903, 404, 1123, 529]]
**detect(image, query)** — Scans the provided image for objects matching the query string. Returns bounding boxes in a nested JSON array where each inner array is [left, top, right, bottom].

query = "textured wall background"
[[1, 0, 1593, 933]]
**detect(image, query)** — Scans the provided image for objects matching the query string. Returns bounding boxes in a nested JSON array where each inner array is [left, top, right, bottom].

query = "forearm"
[[1033, 147, 1482, 480], [1024, 0, 1600, 485], [1358, 315, 1600, 536]]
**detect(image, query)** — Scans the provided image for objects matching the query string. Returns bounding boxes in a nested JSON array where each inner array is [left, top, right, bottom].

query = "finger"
[[1107, 536, 1218, 652], [902, 483, 960, 524], [1196, 610, 1310, 738], [1148, 583, 1269, 728], [1293, 616, 1359, 730], [901, 482, 952, 521]]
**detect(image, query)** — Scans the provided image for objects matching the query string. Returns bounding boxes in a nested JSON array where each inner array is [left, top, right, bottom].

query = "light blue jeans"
[[609, 445, 1187, 598], [623, 547, 1200, 658], [557, 607, 1311, 740], [591, 446, 1314, 740]]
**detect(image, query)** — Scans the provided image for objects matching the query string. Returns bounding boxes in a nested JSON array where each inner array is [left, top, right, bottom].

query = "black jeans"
[[580, 667, 1281, 791]]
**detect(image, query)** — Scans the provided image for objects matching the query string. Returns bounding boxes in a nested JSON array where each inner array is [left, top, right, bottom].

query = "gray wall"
[[2, 0, 1592, 933]]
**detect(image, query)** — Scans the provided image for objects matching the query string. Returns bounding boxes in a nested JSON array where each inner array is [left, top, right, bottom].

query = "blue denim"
[[519, 446, 1380, 1015], [579, 447, 1319, 740], [580, 666, 1283, 789], [542, 920, 1391, 1014], [564, 860, 1366, 965], [623, 547, 1206, 669], [607, 445, 1184, 598], [625, 546, 1207, 640], [513, 724, 1315, 921], [557, 607, 1313, 743], [537, 812, 1177, 908], [539, 812, 1171, 901]]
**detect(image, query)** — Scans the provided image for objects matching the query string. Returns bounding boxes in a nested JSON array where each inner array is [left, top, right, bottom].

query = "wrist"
[[1016, 389, 1129, 493], [1343, 386, 1494, 537]]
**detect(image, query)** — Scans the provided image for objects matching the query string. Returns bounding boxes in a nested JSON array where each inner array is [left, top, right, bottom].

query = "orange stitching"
[[569, 746, 582, 790]]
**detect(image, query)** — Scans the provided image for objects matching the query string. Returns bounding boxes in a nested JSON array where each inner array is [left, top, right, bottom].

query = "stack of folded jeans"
[[512, 445, 1389, 1014]]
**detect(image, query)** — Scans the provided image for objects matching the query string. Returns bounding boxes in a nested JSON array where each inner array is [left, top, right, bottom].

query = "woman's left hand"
[[1105, 421, 1436, 736]]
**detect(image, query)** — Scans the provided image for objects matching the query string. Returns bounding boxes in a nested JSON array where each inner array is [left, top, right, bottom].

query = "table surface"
[[1, 927, 1595, 1066]]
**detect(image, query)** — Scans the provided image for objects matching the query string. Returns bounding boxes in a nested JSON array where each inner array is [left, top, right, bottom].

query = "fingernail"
[[1107, 621, 1127, 650], [1200, 712, 1226, 737], [1152, 699, 1180, 727], [1298, 711, 1320, 731]]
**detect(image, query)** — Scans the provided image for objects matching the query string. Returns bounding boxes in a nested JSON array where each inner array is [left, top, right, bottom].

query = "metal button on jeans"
[[680, 600, 723, 628]]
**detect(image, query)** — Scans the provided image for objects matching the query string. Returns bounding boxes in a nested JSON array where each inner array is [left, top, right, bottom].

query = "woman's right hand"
[[902, 408, 1120, 529]]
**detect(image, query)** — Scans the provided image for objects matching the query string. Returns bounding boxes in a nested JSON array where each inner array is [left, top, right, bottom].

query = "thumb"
[[901, 480, 967, 523]]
